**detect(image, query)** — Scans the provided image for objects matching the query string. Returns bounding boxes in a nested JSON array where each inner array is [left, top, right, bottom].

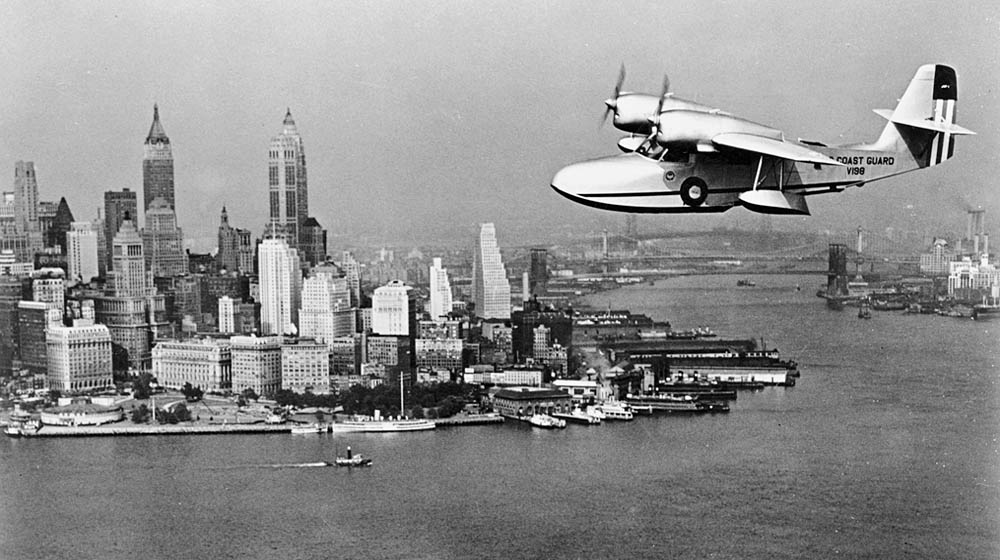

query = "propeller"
[[600, 63, 627, 127], [643, 74, 671, 147]]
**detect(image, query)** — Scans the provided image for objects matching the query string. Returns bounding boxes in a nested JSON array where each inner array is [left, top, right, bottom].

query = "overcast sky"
[[2, 1, 997, 250]]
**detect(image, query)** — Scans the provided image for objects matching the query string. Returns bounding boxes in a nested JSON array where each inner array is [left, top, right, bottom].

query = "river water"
[[1, 274, 998, 559]]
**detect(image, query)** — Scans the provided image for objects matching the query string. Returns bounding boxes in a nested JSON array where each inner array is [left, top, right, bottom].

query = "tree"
[[241, 388, 259, 402], [133, 372, 154, 400], [130, 404, 150, 424], [181, 382, 204, 402]]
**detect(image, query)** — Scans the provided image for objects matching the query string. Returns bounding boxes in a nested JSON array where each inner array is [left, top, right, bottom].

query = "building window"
[[286, 192, 297, 217], [285, 165, 295, 185], [270, 192, 280, 218], [269, 165, 279, 186]]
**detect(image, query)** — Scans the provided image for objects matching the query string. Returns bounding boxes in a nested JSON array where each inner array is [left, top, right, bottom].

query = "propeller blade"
[[601, 64, 627, 128]]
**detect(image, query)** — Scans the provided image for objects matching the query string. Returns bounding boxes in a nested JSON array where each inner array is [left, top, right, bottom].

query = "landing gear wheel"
[[680, 177, 708, 207]]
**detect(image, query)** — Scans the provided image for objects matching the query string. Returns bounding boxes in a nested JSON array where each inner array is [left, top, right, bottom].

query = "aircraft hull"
[[550, 147, 920, 215]]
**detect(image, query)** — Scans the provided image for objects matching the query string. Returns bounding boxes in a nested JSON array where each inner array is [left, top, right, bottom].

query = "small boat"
[[584, 405, 607, 422], [335, 446, 372, 467], [737, 278, 756, 287], [291, 423, 323, 434], [527, 414, 566, 429], [597, 401, 634, 421], [858, 301, 872, 319]]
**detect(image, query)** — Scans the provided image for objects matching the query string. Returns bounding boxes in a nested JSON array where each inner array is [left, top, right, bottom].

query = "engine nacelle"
[[654, 110, 782, 150], [612, 95, 723, 136]]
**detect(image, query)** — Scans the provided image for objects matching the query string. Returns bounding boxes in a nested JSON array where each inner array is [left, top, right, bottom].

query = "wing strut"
[[753, 156, 764, 190]]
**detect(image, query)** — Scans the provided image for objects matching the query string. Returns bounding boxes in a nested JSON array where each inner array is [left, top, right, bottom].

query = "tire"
[[680, 177, 708, 207]]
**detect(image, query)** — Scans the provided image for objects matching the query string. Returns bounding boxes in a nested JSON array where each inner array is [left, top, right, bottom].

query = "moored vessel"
[[527, 413, 567, 429]]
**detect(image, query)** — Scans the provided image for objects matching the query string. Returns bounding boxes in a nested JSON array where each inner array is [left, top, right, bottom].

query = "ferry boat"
[[329, 415, 435, 433], [596, 401, 634, 421], [4, 410, 40, 437], [626, 393, 709, 413], [329, 375, 436, 433], [584, 405, 606, 422], [291, 423, 324, 434], [527, 414, 566, 429]]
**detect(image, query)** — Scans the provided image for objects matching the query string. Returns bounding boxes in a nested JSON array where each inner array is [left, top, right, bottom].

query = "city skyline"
[[2, 2, 997, 251]]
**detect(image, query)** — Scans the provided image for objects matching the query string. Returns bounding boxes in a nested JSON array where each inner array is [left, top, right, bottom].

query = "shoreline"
[[9, 413, 505, 437]]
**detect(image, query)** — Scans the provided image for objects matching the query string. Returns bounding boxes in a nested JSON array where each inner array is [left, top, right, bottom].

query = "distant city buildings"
[[471, 223, 511, 320]]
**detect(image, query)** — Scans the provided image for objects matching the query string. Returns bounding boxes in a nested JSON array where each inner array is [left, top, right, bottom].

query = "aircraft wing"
[[712, 133, 845, 166]]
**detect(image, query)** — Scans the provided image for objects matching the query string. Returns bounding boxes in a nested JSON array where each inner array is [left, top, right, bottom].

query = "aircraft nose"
[[551, 156, 661, 197]]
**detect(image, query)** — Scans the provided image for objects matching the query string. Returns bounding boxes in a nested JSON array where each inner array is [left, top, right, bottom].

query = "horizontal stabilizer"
[[873, 109, 976, 135], [713, 133, 844, 165], [739, 190, 810, 215]]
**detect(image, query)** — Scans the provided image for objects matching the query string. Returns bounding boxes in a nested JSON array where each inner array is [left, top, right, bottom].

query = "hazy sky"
[[2, 1, 997, 250]]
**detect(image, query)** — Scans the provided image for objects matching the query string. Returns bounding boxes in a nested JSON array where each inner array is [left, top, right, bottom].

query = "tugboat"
[[737, 278, 756, 287], [335, 446, 372, 467], [858, 300, 872, 319]]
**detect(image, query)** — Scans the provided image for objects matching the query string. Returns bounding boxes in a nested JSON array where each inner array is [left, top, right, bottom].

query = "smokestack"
[[967, 211, 974, 240], [984, 233, 990, 257], [974, 233, 980, 256], [522, 272, 530, 302]]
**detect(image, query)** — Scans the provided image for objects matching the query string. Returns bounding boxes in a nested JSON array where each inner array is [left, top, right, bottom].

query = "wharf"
[[16, 423, 292, 438], [433, 413, 504, 427]]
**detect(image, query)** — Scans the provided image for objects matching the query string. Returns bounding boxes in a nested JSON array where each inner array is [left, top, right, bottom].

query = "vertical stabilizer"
[[871, 64, 973, 167]]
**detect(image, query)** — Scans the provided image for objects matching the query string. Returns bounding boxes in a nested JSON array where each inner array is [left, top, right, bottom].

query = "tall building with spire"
[[143, 104, 174, 213], [217, 206, 239, 272], [471, 223, 511, 320], [141, 106, 187, 277], [267, 109, 309, 250]]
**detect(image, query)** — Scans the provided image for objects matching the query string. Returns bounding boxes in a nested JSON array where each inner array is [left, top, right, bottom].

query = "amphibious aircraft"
[[553, 64, 974, 215]]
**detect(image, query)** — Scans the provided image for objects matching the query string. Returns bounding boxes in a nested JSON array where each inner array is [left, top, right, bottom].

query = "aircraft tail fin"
[[872, 64, 974, 167]]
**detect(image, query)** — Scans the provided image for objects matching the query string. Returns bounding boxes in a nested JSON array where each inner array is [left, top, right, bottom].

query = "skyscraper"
[[143, 104, 174, 213], [13, 161, 39, 234], [299, 269, 353, 346], [109, 218, 149, 298], [258, 237, 302, 336], [372, 280, 415, 336], [429, 257, 453, 319], [267, 109, 308, 249], [142, 197, 187, 276], [103, 189, 137, 273], [471, 223, 511, 320], [217, 207, 239, 272], [47, 197, 74, 251], [141, 107, 187, 277], [66, 222, 99, 283]]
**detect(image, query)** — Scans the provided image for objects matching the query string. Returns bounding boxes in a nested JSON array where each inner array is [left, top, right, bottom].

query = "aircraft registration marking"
[[835, 155, 894, 176]]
